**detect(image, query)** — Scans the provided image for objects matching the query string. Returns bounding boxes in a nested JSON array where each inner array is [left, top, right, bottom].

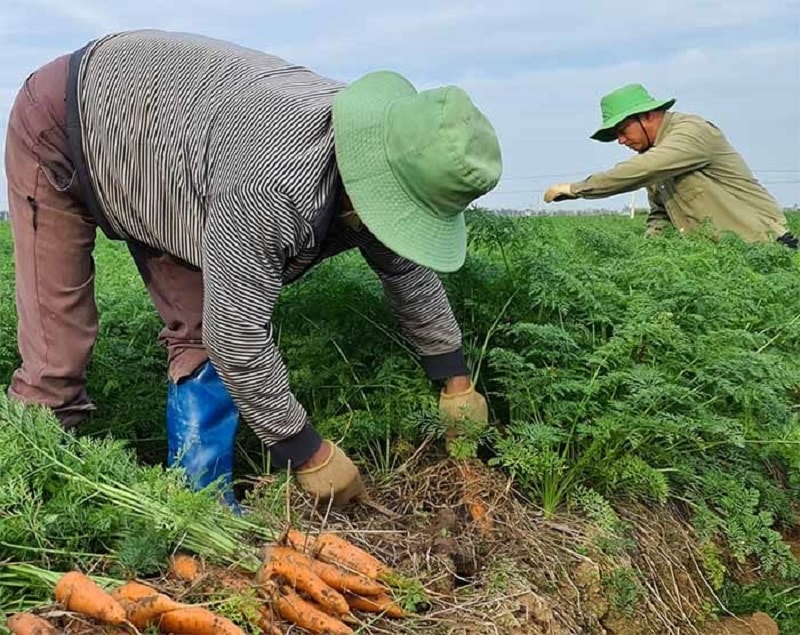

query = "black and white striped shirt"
[[76, 30, 466, 464]]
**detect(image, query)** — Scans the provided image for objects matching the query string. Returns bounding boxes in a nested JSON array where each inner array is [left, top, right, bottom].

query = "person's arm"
[[201, 197, 322, 469], [353, 229, 470, 381], [570, 122, 713, 199], [354, 228, 488, 449]]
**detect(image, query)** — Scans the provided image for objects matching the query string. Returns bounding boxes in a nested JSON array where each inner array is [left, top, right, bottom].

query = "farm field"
[[1, 210, 800, 634]]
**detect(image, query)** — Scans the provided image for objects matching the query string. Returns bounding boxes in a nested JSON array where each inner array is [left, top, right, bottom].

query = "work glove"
[[439, 383, 489, 453], [295, 440, 366, 507], [544, 183, 578, 203]]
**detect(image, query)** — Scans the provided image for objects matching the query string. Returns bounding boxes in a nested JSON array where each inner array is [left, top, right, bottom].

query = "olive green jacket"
[[570, 112, 788, 243]]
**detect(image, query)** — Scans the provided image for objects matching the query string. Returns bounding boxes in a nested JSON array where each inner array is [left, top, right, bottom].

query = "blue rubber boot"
[[166, 360, 241, 512]]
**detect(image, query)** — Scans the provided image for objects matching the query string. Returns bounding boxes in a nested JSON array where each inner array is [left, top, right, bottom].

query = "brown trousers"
[[5, 55, 208, 428]]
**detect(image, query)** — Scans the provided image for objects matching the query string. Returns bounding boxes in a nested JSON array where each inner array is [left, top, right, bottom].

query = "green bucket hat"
[[591, 83, 675, 142], [332, 71, 502, 273]]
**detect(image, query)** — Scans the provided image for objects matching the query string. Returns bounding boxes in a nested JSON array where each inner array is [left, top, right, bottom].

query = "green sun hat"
[[332, 71, 502, 273], [591, 83, 676, 142]]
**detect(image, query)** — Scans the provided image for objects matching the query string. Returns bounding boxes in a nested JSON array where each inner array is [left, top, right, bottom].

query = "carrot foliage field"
[[1, 210, 799, 632]]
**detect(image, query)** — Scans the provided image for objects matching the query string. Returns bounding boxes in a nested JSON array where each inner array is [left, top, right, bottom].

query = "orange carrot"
[[272, 585, 353, 635], [111, 581, 186, 629], [169, 552, 204, 583], [285, 528, 316, 553], [6, 613, 56, 635], [157, 606, 244, 635], [257, 606, 283, 635], [309, 559, 387, 596], [285, 529, 391, 579], [458, 461, 494, 537], [111, 580, 163, 601], [260, 546, 350, 615], [54, 571, 127, 625], [344, 592, 408, 618]]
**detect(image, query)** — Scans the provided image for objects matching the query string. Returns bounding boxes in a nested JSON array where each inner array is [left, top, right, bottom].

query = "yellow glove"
[[439, 382, 488, 449], [295, 440, 366, 507], [544, 183, 578, 203]]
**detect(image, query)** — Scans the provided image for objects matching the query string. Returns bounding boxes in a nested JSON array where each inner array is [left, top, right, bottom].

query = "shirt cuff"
[[420, 349, 470, 381], [569, 181, 586, 196], [269, 421, 323, 469]]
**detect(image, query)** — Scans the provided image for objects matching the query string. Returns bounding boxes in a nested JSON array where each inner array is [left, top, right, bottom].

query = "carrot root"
[[273, 585, 353, 635], [345, 592, 408, 618], [261, 545, 350, 615], [157, 606, 245, 635], [285, 529, 391, 579], [54, 571, 127, 625], [6, 613, 56, 635], [168, 552, 204, 583], [309, 558, 387, 596]]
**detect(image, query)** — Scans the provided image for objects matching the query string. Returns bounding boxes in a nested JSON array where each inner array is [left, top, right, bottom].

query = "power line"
[[499, 169, 800, 182]]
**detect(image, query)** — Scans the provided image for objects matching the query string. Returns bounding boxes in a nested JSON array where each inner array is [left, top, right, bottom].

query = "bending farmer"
[[5, 30, 501, 508]]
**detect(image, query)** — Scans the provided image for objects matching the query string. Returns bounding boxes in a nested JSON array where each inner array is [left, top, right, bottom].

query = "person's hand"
[[439, 381, 488, 452], [295, 440, 366, 506], [544, 183, 578, 203]]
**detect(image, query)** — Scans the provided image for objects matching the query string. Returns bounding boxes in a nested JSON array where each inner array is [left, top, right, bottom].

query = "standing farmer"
[[5, 29, 500, 507], [544, 83, 796, 247]]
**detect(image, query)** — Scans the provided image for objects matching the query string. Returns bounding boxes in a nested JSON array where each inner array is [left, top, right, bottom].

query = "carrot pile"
[[6, 527, 409, 635]]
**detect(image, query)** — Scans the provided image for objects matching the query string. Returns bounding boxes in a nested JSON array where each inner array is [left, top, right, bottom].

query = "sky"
[[0, 0, 798, 212]]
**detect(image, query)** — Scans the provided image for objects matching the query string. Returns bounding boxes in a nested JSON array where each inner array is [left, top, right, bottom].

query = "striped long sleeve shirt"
[[73, 30, 467, 465]]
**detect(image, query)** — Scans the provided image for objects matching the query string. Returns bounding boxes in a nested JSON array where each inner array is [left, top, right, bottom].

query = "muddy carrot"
[[315, 534, 391, 579], [344, 592, 408, 618], [6, 613, 56, 635], [157, 606, 245, 635], [285, 529, 390, 579], [459, 461, 494, 536], [169, 552, 204, 582], [285, 528, 316, 553], [257, 606, 283, 635], [309, 559, 387, 596], [273, 585, 353, 635], [261, 546, 350, 615], [111, 581, 186, 629], [54, 571, 127, 625]]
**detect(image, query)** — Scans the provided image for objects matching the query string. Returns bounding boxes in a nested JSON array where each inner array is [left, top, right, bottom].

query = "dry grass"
[[263, 450, 718, 635]]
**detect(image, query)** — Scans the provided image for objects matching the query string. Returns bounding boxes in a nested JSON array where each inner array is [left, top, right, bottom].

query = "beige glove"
[[439, 382, 489, 449], [295, 440, 366, 507], [544, 183, 578, 203]]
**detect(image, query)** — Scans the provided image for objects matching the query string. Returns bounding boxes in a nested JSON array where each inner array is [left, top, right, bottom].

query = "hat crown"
[[590, 83, 675, 141], [384, 86, 502, 218], [600, 83, 656, 121]]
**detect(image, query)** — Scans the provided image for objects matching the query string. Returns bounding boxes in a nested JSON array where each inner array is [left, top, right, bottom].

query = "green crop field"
[[1, 211, 800, 634]]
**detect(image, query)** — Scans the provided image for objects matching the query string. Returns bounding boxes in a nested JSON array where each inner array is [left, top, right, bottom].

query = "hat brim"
[[591, 97, 676, 142], [332, 72, 467, 273]]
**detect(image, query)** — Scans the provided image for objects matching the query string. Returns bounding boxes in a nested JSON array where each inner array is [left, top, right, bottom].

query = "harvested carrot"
[[257, 606, 283, 635], [285, 528, 316, 553], [111, 580, 163, 601], [273, 585, 353, 635], [309, 558, 387, 596], [285, 529, 390, 579], [111, 581, 186, 629], [54, 571, 127, 625], [169, 552, 204, 583], [260, 546, 350, 615], [6, 613, 56, 635], [344, 592, 408, 618], [157, 606, 244, 635]]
